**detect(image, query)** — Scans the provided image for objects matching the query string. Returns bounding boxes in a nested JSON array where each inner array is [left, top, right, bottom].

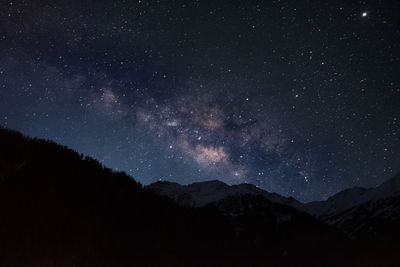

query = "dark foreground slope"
[[0, 128, 397, 266]]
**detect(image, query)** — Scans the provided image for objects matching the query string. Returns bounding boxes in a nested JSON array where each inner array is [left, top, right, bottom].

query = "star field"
[[0, 0, 399, 202]]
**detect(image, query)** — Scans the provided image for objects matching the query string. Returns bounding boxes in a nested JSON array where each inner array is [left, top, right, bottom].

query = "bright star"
[[362, 12, 367, 17]]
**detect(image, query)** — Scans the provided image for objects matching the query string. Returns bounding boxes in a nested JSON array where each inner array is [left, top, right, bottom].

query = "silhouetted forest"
[[0, 127, 398, 266]]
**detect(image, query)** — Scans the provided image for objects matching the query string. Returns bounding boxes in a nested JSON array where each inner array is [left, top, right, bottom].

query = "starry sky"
[[1, 0, 399, 202]]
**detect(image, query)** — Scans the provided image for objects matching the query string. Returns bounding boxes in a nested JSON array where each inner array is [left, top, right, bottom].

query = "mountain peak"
[[190, 179, 228, 188], [376, 172, 400, 195], [146, 179, 302, 209], [326, 186, 367, 201], [151, 180, 180, 186], [305, 173, 400, 217]]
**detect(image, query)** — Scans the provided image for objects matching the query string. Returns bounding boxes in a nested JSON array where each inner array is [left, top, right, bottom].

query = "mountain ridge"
[[303, 172, 400, 217], [146, 171, 400, 219], [146, 179, 304, 210]]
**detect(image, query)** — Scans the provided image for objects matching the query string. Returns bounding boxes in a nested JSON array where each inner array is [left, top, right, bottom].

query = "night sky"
[[1, 0, 399, 202]]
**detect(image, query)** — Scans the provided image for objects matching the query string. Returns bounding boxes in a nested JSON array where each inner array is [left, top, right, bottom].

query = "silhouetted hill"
[[0, 127, 399, 266], [0, 128, 236, 266]]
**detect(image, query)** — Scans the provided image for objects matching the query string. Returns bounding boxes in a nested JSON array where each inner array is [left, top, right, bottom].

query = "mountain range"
[[1, 127, 399, 266], [146, 180, 303, 209], [146, 173, 400, 239], [303, 173, 400, 216]]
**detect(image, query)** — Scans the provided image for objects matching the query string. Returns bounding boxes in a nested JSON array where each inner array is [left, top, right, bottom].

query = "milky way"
[[0, 0, 399, 201]]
